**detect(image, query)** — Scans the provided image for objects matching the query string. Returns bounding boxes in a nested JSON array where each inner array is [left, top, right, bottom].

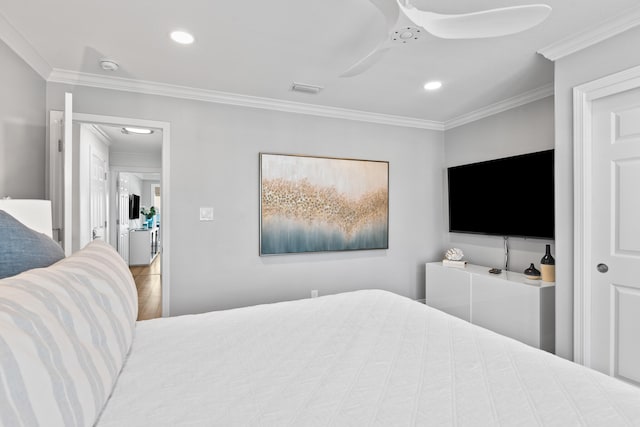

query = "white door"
[[49, 93, 73, 256], [589, 86, 640, 385], [90, 147, 108, 241], [48, 112, 64, 246], [117, 174, 130, 263]]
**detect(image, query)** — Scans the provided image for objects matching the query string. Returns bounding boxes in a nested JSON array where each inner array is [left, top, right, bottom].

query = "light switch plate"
[[199, 207, 214, 221]]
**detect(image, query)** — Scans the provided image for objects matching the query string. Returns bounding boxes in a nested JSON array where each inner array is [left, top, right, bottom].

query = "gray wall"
[[554, 26, 640, 360], [443, 96, 555, 272], [0, 39, 45, 199], [46, 83, 445, 314]]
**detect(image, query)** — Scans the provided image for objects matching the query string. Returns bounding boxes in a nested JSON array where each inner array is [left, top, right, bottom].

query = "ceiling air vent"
[[291, 82, 323, 94]]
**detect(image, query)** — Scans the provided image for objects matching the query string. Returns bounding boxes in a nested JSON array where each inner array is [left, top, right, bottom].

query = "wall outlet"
[[199, 207, 214, 221], [311, 290, 318, 298]]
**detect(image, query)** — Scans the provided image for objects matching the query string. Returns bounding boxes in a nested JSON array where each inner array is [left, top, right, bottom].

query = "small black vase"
[[524, 263, 541, 280]]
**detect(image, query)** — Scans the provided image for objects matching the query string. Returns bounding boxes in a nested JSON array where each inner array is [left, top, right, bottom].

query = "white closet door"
[[589, 86, 640, 386]]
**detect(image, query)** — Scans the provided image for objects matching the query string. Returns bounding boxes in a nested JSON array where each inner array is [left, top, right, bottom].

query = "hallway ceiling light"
[[122, 127, 154, 135], [170, 30, 194, 45]]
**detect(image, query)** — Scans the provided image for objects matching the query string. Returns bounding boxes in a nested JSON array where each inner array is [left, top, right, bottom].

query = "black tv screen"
[[129, 194, 140, 220], [447, 150, 554, 239]]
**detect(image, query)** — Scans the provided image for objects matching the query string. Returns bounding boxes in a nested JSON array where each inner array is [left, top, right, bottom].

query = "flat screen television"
[[129, 194, 140, 220], [447, 149, 554, 239]]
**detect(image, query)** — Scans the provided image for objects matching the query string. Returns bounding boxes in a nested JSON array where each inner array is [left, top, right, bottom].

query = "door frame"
[[573, 63, 640, 366], [48, 111, 172, 317]]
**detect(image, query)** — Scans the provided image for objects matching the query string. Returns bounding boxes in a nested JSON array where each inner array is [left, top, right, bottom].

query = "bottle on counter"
[[541, 244, 555, 282]]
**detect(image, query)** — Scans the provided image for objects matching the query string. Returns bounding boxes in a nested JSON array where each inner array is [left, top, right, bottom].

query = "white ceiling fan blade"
[[368, 0, 401, 31], [399, 3, 552, 39], [340, 0, 400, 77], [341, 40, 394, 77]]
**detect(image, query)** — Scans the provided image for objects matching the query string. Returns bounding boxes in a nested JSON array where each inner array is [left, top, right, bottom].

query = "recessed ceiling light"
[[122, 127, 154, 135], [424, 81, 442, 91], [170, 30, 194, 45]]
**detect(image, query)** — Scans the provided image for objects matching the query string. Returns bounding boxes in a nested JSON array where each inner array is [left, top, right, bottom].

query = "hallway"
[[130, 254, 162, 320]]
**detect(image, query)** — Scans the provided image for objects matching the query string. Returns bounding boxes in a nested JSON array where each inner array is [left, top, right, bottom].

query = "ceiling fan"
[[341, 0, 552, 77]]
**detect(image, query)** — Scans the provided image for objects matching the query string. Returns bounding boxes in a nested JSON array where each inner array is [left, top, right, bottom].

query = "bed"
[[1, 220, 640, 426], [99, 290, 640, 426]]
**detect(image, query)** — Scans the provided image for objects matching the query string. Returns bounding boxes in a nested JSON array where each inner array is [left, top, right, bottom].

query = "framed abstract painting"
[[260, 153, 389, 255]]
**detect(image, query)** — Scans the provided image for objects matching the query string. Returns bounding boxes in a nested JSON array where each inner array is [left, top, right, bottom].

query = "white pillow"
[[0, 240, 137, 427]]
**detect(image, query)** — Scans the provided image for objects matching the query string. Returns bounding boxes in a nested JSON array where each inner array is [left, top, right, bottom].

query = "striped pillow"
[[0, 240, 137, 427]]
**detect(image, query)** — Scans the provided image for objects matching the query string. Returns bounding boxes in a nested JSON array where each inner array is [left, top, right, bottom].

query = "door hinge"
[[58, 139, 63, 152]]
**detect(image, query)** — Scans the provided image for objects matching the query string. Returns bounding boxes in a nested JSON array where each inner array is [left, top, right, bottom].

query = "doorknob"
[[597, 263, 608, 273]]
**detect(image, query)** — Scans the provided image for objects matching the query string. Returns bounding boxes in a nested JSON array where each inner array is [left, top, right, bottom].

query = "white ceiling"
[[1, 0, 639, 122], [93, 124, 162, 155], [130, 172, 161, 181]]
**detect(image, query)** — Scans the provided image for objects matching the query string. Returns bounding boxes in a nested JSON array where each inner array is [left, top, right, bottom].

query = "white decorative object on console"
[[445, 247, 464, 260], [442, 247, 467, 268], [425, 262, 555, 352]]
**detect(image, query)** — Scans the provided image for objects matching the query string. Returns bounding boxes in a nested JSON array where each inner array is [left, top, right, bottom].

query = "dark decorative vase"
[[540, 244, 555, 282], [524, 263, 541, 280]]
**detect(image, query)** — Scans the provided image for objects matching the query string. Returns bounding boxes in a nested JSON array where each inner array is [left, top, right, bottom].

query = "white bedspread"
[[98, 290, 640, 426]]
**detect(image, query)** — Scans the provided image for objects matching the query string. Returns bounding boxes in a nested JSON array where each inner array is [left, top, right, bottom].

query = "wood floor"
[[130, 254, 162, 321]]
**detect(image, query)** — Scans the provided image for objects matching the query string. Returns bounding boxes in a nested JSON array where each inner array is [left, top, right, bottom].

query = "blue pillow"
[[0, 210, 65, 279]]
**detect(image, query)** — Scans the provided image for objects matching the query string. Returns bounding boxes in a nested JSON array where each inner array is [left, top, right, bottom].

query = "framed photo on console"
[[259, 153, 389, 255]]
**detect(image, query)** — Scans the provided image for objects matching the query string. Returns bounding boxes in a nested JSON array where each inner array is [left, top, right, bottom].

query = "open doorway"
[[113, 169, 162, 321], [86, 124, 163, 320], [97, 122, 162, 320], [48, 110, 170, 320]]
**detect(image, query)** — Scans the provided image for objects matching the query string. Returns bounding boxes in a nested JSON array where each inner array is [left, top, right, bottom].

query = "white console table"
[[425, 262, 555, 352], [129, 228, 159, 266]]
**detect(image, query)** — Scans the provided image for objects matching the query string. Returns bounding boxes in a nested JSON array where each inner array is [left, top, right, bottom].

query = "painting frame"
[[259, 153, 389, 256]]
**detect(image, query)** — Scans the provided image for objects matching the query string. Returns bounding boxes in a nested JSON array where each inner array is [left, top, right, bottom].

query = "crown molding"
[[48, 69, 444, 131], [48, 68, 552, 133], [444, 83, 554, 130], [0, 11, 51, 79], [538, 5, 640, 61]]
